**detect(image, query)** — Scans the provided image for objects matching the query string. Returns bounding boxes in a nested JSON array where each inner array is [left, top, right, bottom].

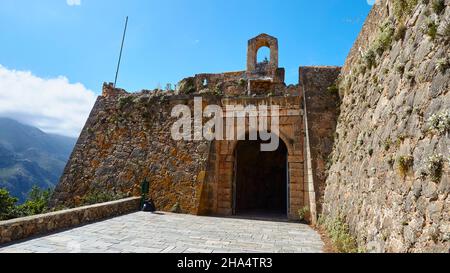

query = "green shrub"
[[358, 64, 367, 75], [170, 202, 182, 213], [17, 186, 52, 216], [383, 139, 393, 151], [393, 0, 419, 20], [388, 157, 396, 168], [428, 110, 450, 135], [0, 187, 53, 220], [443, 23, 450, 44], [214, 83, 223, 95], [0, 188, 19, 220], [396, 134, 409, 146], [396, 63, 406, 74], [394, 23, 408, 41], [298, 207, 309, 222], [81, 191, 128, 206], [118, 96, 134, 109], [426, 19, 438, 40], [327, 84, 339, 95], [238, 78, 247, 87], [398, 155, 414, 176], [426, 154, 445, 182], [405, 71, 415, 81], [318, 215, 360, 253], [368, 148, 374, 157], [435, 58, 449, 73], [373, 21, 395, 55], [178, 78, 196, 94], [432, 0, 445, 14], [363, 49, 376, 70]]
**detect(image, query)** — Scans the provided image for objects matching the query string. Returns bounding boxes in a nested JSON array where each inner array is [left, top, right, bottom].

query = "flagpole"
[[114, 16, 128, 88]]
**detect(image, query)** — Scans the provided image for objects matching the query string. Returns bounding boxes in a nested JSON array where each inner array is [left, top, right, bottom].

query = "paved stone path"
[[0, 212, 324, 253]]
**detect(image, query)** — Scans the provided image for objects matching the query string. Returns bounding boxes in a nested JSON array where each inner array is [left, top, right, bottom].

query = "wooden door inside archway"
[[233, 138, 288, 218]]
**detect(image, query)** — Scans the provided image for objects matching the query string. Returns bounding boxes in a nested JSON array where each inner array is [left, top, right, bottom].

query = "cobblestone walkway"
[[0, 212, 324, 253]]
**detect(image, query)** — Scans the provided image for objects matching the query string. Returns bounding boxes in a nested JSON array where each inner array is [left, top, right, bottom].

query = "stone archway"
[[233, 137, 289, 218]]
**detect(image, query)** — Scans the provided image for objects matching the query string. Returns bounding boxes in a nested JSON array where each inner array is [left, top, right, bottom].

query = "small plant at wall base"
[[426, 155, 445, 182], [398, 155, 414, 176], [428, 110, 450, 135], [298, 206, 309, 222], [171, 202, 182, 213], [318, 215, 361, 253], [81, 191, 129, 206]]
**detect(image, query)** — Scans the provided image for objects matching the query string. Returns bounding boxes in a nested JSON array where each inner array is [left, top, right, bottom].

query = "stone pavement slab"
[[0, 212, 324, 253]]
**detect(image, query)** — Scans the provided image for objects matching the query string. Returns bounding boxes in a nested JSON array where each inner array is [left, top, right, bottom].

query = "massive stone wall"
[[323, 0, 450, 252], [53, 80, 306, 219], [300, 66, 341, 215], [53, 88, 216, 214]]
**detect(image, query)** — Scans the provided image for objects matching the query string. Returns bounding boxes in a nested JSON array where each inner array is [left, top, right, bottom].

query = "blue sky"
[[0, 0, 374, 136], [0, 0, 373, 92]]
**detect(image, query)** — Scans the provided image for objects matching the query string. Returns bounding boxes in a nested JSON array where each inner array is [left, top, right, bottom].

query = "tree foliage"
[[0, 186, 52, 221], [0, 188, 19, 220]]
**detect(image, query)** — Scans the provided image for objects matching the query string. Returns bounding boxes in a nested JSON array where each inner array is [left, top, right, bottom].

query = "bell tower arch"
[[247, 33, 279, 72]]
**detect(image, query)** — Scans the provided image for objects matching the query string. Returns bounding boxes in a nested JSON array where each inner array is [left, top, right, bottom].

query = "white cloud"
[[66, 0, 81, 6], [0, 65, 97, 138]]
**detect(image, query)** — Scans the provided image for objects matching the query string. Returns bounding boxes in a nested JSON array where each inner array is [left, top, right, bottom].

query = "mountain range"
[[0, 118, 76, 203]]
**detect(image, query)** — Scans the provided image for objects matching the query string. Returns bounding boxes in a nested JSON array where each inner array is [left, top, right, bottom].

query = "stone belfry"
[[246, 34, 285, 95]]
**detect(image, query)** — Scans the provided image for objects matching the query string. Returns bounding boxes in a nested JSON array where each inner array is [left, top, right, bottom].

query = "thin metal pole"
[[114, 16, 128, 88]]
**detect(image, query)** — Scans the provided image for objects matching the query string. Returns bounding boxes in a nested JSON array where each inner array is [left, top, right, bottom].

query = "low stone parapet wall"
[[0, 197, 141, 245]]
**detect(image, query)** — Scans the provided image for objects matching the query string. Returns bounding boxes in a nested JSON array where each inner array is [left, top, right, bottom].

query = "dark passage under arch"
[[234, 138, 288, 218]]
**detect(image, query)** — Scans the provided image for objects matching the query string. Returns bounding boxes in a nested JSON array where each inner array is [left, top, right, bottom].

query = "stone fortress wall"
[[323, 0, 449, 252], [52, 89, 215, 214], [52, 0, 449, 253], [53, 34, 340, 223]]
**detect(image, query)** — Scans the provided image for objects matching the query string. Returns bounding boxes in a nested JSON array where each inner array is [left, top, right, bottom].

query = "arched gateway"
[[233, 138, 289, 217]]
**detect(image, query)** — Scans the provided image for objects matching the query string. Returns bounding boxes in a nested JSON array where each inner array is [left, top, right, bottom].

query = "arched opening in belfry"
[[233, 136, 288, 218], [256, 46, 271, 65]]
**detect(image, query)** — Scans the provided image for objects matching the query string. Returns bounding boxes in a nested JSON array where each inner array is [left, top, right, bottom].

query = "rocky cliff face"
[[323, 0, 449, 252]]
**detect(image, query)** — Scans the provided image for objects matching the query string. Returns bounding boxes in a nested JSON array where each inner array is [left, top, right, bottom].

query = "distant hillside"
[[0, 118, 76, 202]]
